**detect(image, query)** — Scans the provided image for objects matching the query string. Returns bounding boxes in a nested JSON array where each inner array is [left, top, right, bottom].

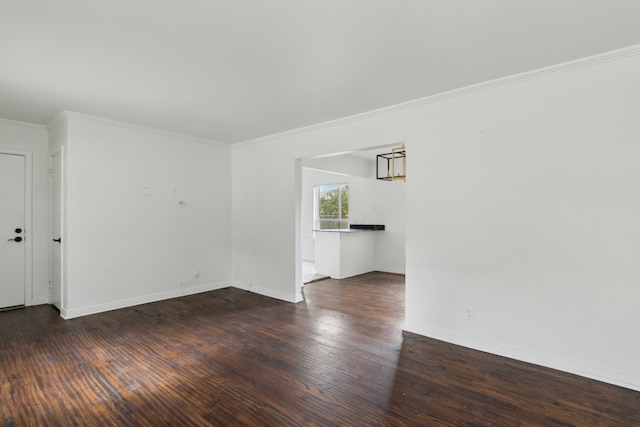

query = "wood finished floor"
[[1, 272, 638, 426]]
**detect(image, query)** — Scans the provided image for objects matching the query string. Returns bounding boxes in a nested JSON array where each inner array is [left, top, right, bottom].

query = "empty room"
[[1, 1, 640, 425]]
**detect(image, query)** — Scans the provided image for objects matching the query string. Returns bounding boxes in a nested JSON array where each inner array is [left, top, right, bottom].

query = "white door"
[[0, 153, 26, 309], [51, 151, 63, 310]]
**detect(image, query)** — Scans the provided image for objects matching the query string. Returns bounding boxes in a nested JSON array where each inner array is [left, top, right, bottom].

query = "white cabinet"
[[314, 230, 377, 279]]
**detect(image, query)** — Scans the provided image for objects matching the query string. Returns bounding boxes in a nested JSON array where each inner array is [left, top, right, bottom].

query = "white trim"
[[60, 111, 229, 147], [231, 281, 301, 303], [374, 265, 406, 275], [24, 152, 33, 306], [49, 148, 64, 310], [0, 148, 34, 307], [61, 279, 304, 320], [403, 320, 640, 393], [234, 43, 640, 148], [62, 281, 232, 319], [0, 117, 46, 130], [46, 111, 69, 131]]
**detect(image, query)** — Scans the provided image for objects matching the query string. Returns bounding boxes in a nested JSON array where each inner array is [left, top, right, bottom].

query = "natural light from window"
[[315, 184, 349, 230]]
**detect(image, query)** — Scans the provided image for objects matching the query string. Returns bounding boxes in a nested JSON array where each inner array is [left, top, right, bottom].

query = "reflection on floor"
[[302, 261, 329, 284]]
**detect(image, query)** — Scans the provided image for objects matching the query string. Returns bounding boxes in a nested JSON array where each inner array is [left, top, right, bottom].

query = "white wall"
[[48, 113, 67, 154], [232, 50, 640, 391], [0, 118, 50, 305], [405, 53, 640, 391], [231, 140, 303, 302], [58, 113, 232, 318], [301, 162, 405, 274], [232, 131, 407, 303], [358, 170, 406, 274], [302, 154, 372, 178]]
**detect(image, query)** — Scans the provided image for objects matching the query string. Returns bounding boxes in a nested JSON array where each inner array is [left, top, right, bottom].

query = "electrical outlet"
[[178, 281, 185, 289], [465, 307, 474, 321], [194, 269, 200, 278]]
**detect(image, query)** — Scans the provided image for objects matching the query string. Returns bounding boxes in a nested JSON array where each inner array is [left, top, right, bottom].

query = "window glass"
[[315, 184, 349, 229]]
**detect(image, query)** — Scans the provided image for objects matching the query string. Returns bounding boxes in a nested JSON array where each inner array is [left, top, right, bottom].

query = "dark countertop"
[[313, 224, 385, 232], [349, 224, 385, 231]]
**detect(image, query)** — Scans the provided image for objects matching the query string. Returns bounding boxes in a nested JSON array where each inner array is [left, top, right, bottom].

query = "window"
[[315, 184, 349, 229]]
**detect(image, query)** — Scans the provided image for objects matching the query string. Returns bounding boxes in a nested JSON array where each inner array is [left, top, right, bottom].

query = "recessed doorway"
[[297, 145, 406, 295]]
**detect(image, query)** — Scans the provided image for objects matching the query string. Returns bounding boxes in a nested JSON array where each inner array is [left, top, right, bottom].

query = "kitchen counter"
[[313, 225, 384, 279], [313, 224, 385, 233], [313, 229, 367, 233]]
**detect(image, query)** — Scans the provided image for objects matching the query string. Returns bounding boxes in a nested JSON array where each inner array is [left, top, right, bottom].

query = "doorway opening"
[[296, 145, 406, 293]]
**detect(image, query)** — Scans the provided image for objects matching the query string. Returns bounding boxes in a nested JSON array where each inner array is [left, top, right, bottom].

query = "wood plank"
[[0, 272, 638, 425]]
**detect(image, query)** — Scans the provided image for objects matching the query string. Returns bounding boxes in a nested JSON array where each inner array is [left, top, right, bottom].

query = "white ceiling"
[[2, 1, 640, 143]]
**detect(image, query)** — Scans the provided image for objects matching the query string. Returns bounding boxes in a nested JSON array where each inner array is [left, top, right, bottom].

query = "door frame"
[[0, 148, 34, 306], [50, 148, 64, 310]]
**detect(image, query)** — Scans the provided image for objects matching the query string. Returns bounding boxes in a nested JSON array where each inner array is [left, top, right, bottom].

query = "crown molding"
[[0, 117, 46, 130], [55, 110, 230, 148], [46, 111, 69, 131], [234, 43, 640, 149]]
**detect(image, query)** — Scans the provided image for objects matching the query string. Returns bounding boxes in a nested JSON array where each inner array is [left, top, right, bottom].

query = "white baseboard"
[[231, 281, 299, 303], [403, 320, 640, 392], [62, 281, 231, 320], [375, 265, 406, 275]]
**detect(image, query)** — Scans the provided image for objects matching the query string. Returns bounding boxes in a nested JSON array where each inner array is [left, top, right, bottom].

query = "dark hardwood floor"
[[1, 272, 638, 426]]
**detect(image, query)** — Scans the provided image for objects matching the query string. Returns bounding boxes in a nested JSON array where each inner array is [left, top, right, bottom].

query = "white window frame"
[[314, 184, 349, 230]]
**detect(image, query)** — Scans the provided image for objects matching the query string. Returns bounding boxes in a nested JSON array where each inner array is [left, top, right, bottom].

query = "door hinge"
[[48, 168, 53, 178], [49, 280, 53, 289]]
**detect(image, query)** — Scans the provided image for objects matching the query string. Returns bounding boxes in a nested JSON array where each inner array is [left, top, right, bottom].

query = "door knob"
[[8, 236, 23, 242], [53, 238, 62, 243]]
